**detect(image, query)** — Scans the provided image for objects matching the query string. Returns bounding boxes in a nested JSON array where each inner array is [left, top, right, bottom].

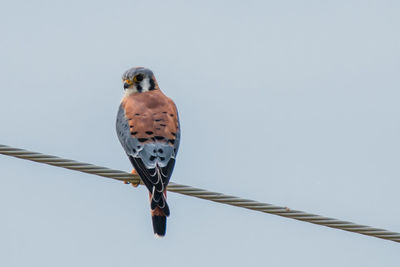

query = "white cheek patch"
[[124, 86, 138, 97], [140, 78, 151, 92]]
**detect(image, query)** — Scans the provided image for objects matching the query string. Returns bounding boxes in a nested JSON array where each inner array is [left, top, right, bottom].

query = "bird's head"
[[122, 67, 159, 95]]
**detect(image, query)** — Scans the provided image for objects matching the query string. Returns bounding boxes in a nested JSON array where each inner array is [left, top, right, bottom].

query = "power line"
[[1, 144, 399, 243]]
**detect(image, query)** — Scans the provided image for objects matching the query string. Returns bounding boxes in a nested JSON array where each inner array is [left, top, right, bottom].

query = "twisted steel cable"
[[1, 144, 399, 243]]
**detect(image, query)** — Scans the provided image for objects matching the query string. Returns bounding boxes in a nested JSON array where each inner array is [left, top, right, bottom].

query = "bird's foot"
[[131, 169, 139, 187], [123, 169, 139, 187]]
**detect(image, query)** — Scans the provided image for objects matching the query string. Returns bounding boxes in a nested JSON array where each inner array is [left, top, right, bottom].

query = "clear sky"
[[1, 0, 399, 266]]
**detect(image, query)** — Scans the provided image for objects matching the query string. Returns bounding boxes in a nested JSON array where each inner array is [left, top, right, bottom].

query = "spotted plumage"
[[116, 67, 180, 237]]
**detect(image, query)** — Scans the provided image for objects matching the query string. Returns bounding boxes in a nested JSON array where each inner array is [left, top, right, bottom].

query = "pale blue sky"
[[1, 1, 399, 266]]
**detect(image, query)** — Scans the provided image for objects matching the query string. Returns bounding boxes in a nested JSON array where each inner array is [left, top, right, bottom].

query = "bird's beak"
[[123, 79, 132, 89]]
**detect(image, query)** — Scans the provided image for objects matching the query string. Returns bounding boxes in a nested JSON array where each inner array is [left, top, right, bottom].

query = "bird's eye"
[[133, 74, 144, 82]]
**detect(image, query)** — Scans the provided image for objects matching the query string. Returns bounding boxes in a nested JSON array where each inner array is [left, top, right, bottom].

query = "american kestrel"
[[116, 67, 180, 237]]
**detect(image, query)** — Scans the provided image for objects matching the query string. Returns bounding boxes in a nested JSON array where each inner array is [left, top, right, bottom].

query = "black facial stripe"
[[137, 84, 143, 92], [149, 78, 155, 91]]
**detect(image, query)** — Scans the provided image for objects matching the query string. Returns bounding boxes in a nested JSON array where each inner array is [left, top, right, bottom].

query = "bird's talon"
[[129, 169, 139, 187], [124, 180, 130, 184]]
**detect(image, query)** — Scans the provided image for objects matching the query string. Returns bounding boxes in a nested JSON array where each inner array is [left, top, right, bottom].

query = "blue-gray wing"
[[116, 103, 180, 215]]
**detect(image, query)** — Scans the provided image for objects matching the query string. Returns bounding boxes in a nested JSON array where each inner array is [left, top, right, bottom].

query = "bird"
[[116, 67, 180, 237]]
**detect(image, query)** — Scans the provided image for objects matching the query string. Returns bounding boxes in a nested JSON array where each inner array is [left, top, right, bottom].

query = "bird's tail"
[[152, 209, 167, 237], [149, 190, 169, 237]]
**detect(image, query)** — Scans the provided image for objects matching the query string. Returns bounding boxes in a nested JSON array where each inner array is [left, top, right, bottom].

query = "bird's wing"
[[116, 91, 180, 215]]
